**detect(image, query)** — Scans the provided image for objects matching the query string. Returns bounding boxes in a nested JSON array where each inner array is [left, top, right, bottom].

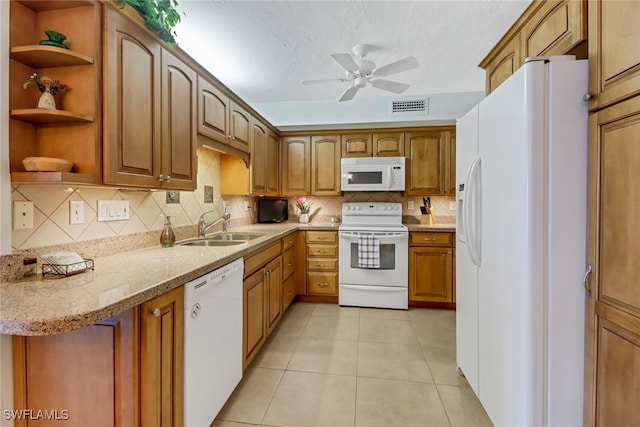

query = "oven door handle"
[[339, 232, 407, 239], [340, 284, 407, 292]]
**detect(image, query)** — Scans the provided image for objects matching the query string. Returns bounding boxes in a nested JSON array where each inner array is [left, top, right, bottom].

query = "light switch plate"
[[407, 200, 414, 210], [13, 201, 34, 230], [449, 201, 456, 211], [70, 201, 84, 224], [97, 200, 130, 222]]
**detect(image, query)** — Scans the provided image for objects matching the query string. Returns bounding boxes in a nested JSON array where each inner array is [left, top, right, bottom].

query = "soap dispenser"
[[160, 216, 176, 248]]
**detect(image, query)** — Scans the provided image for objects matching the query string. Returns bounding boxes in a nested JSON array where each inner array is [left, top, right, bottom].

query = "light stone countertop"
[[0, 221, 454, 336]]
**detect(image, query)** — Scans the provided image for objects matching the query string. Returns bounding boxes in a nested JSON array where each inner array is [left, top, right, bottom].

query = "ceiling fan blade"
[[302, 78, 349, 85], [371, 79, 410, 94], [331, 53, 360, 73], [339, 85, 360, 102], [373, 56, 420, 77]]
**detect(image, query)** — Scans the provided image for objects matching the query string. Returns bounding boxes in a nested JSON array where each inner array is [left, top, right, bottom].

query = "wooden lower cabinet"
[[12, 310, 138, 427], [305, 231, 338, 296], [12, 286, 184, 427], [408, 232, 455, 304], [140, 286, 184, 427], [265, 256, 283, 336], [243, 267, 267, 370]]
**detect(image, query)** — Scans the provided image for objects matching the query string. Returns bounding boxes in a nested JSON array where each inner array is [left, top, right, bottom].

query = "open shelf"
[[11, 171, 96, 185], [10, 46, 94, 68], [10, 109, 94, 123]]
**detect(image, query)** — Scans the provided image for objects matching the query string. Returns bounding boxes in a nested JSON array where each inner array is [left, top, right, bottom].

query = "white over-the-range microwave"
[[340, 156, 405, 192]]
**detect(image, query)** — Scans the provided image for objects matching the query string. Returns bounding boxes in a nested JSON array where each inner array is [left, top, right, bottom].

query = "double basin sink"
[[179, 232, 266, 247]]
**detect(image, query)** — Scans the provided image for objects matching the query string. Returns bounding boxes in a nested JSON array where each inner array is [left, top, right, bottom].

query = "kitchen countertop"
[[0, 221, 454, 336]]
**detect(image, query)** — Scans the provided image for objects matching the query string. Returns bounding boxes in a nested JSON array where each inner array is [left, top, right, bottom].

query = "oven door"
[[338, 230, 408, 287]]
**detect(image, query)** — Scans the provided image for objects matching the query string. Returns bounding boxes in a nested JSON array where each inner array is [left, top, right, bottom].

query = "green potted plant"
[[115, 0, 182, 46]]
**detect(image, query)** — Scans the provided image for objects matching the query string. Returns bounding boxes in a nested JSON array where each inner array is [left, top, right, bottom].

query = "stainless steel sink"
[[206, 232, 266, 241], [179, 239, 245, 247]]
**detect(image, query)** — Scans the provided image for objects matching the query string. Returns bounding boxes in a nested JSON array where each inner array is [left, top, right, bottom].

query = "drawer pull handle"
[[316, 263, 327, 267], [152, 308, 161, 318], [317, 236, 328, 240], [288, 263, 293, 266], [318, 250, 328, 254], [423, 238, 437, 241], [316, 282, 329, 287]]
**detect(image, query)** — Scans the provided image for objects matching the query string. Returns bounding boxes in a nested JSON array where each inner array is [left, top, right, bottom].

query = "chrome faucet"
[[198, 209, 231, 238]]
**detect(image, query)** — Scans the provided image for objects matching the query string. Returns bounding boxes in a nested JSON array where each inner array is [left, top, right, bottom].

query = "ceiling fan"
[[302, 44, 420, 102]]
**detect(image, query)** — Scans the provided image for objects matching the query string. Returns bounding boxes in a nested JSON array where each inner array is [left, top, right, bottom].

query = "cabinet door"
[[311, 135, 341, 195], [251, 121, 268, 194], [342, 133, 372, 157], [266, 256, 283, 336], [197, 76, 230, 144], [12, 310, 137, 427], [243, 268, 267, 370], [584, 96, 640, 426], [266, 130, 280, 195], [281, 136, 311, 195], [408, 246, 453, 302], [230, 101, 252, 153], [588, 0, 640, 111], [104, 8, 161, 187], [405, 130, 444, 195], [484, 34, 521, 94], [161, 49, 197, 190], [445, 130, 456, 195], [372, 132, 404, 157], [140, 286, 184, 427]]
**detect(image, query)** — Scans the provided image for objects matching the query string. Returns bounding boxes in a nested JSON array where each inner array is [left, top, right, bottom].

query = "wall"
[[10, 148, 227, 252]]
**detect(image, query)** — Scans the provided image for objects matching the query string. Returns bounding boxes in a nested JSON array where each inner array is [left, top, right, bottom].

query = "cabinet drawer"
[[307, 258, 337, 271], [244, 241, 281, 277], [282, 275, 296, 311], [307, 244, 337, 257], [306, 231, 337, 244], [283, 248, 295, 280], [281, 233, 296, 251], [410, 232, 452, 247], [306, 272, 338, 295]]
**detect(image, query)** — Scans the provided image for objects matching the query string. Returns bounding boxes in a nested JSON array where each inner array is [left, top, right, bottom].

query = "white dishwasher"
[[184, 257, 243, 427]]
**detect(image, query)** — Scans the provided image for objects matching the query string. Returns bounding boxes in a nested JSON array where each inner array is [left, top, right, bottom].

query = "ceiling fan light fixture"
[[354, 77, 367, 89]]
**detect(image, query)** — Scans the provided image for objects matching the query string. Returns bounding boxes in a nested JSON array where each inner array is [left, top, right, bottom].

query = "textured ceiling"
[[175, 0, 532, 127]]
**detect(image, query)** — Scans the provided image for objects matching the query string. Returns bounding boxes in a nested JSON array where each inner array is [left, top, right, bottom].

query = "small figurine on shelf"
[[39, 30, 69, 49], [23, 73, 67, 110]]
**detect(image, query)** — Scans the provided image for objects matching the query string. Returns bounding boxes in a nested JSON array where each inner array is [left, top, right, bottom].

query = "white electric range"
[[338, 202, 408, 309]]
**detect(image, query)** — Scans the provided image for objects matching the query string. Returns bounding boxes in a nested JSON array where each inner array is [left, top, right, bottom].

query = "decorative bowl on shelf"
[[22, 157, 73, 172]]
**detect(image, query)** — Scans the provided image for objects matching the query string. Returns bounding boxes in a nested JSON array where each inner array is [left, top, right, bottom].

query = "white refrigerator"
[[455, 56, 588, 427]]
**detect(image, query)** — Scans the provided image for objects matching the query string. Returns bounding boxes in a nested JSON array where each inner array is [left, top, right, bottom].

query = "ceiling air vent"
[[390, 98, 429, 115]]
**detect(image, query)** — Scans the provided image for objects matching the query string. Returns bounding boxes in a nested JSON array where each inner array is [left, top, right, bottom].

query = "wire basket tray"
[[42, 259, 94, 277]]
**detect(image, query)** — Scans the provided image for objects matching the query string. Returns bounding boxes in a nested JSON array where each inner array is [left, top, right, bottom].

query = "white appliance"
[[456, 56, 588, 427], [339, 202, 408, 309], [184, 258, 243, 427], [341, 157, 405, 192]]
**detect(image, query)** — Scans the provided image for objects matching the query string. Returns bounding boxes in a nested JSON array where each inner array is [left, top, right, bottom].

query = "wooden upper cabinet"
[[230, 101, 252, 153], [197, 76, 230, 144], [405, 130, 445, 195], [482, 34, 521, 95], [266, 130, 280, 195], [281, 136, 311, 196], [372, 132, 405, 157], [520, 0, 587, 59], [161, 49, 197, 190], [8, 0, 102, 185], [446, 131, 456, 194], [588, 0, 640, 111], [104, 7, 162, 188], [342, 133, 373, 157], [251, 124, 279, 196], [481, 0, 587, 94], [311, 135, 341, 195]]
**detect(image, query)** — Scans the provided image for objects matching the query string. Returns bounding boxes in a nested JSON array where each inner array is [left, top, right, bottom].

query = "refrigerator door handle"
[[582, 264, 593, 296], [464, 156, 481, 267]]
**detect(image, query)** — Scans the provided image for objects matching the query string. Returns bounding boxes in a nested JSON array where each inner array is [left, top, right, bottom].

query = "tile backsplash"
[[9, 148, 456, 252]]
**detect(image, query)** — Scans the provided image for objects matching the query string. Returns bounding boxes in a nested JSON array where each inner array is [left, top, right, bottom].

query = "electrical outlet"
[[407, 200, 414, 210], [243, 201, 250, 211], [70, 201, 84, 224], [13, 201, 34, 230], [449, 201, 457, 211]]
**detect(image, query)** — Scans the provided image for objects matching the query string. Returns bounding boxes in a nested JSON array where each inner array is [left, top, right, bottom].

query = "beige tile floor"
[[213, 302, 492, 427]]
